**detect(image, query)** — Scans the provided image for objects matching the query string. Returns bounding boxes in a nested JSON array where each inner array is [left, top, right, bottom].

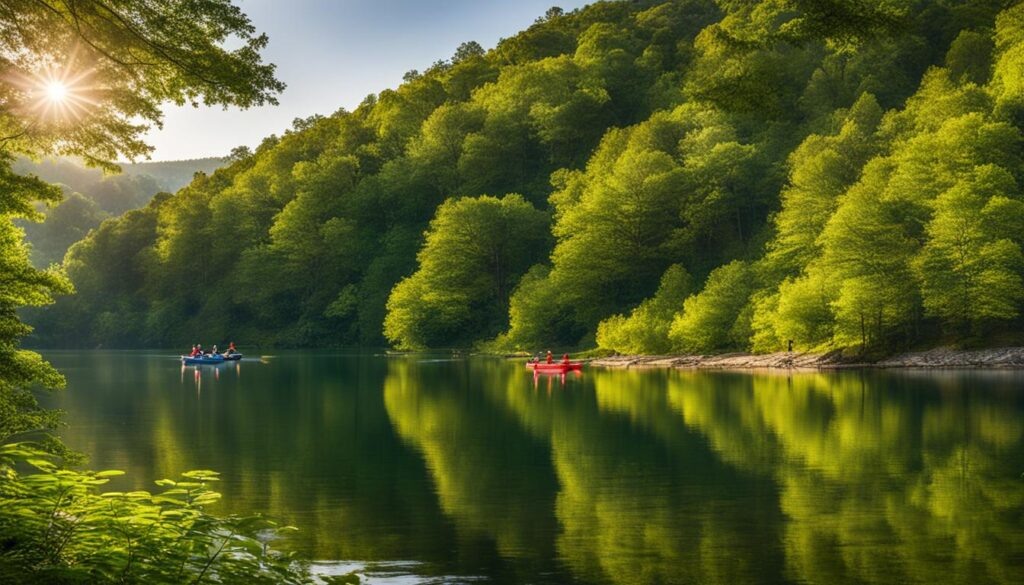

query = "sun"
[[45, 81, 68, 104], [26, 69, 96, 121]]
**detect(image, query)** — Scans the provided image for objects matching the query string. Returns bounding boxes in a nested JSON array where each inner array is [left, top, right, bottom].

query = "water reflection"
[[531, 368, 583, 390], [180, 361, 236, 395], [40, 351, 1024, 584]]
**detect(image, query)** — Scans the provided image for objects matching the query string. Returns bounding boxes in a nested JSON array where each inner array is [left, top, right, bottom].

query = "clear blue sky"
[[145, 0, 589, 161]]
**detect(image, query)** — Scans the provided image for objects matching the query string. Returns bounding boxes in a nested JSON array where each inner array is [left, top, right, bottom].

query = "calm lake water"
[[39, 351, 1024, 584]]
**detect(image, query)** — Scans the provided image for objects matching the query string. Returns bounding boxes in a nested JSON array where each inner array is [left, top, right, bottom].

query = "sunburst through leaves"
[[20, 63, 97, 122]]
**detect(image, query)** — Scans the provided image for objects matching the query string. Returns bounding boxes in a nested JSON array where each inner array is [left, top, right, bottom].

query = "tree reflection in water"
[[45, 352, 1024, 584]]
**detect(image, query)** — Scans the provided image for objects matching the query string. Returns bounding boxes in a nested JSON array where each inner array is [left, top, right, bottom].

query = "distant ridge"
[[18, 156, 225, 194], [15, 156, 225, 267], [118, 158, 226, 191]]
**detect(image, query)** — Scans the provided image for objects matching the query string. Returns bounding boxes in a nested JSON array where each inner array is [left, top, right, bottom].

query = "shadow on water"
[[38, 350, 1024, 584]]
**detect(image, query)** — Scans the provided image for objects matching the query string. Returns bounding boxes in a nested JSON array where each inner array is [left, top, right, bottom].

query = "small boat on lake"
[[182, 354, 225, 365], [527, 361, 583, 373]]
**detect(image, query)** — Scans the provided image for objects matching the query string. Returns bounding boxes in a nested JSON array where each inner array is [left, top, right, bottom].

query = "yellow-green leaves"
[[0, 443, 308, 583], [385, 194, 549, 349], [915, 166, 1024, 330], [669, 260, 754, 353], [597, 264, 693, 354]]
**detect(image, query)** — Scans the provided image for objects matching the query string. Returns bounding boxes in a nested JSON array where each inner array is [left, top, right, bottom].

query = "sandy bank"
[[588, 347, 1024, 370]]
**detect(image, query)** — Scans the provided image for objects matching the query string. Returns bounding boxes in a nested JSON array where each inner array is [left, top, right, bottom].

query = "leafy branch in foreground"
[[0, 443, 310, 584]]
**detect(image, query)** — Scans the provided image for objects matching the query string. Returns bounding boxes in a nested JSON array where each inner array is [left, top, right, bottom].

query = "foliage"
[[0, 443, 309, 584], [13, 157, 223, 267], [502, 103, 763, 348], [384, 194, 549, 349], [19, 191, 108, 266], [0, 1, 290, 583], [669, 260, 754, 353], [596, 264, 692, 354], [21, 0, 1024, 356], [1, 0, 283, 388], [914, 166, 1024, 334], [0, 157, 72, 453], [0, 0, 283, 166], [492, 264, 582, 351]]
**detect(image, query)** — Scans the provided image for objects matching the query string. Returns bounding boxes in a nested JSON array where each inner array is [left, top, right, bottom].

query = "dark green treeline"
[[27, 0, 1024, 353]]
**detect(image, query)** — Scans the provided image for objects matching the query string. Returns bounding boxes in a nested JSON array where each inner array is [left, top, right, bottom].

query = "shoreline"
[[587, 346, 1024, 371]]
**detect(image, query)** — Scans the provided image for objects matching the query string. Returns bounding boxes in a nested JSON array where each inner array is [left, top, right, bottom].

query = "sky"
[[144, 0, 589, 161]]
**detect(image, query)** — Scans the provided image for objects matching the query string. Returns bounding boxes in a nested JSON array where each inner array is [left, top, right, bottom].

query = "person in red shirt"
[[189, 345, 198, 357], [546, 350, 553, 364], [562, 353, 570, 365]]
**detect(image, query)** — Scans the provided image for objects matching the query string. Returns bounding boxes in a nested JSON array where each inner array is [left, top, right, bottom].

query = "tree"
[[504, 103, 761, 346], [945, 30, 994, 85], [596, 264, 692, 354], [771, 269, 836, 350], [0, 0, 291, 578], [228, 145, 254, 162], [24, 0, 1024, 357], [1, 0, 286, 375], [669, 261, 754, 353], [765, 92, 883, 276], [0, 0, 284, 165], [453, 40, 485, 63], [496, 264, 582, 350], [0, 160, 69, 452], [914, 166, 1024, 334], [20, 190, 108, 267], [384, 194, 549, 349], [993, 2, 1024, 123], [817, 163, 919, 350]]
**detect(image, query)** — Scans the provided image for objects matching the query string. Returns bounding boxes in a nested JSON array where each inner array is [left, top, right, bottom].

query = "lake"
[[39, 351, 1024, 584]]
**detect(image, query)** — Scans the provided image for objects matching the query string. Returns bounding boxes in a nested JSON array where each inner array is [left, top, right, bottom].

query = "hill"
[[24, 0, 1024, 356], [14, 157, 223, 266]]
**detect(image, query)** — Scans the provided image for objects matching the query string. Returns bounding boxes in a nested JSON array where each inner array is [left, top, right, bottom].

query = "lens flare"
[[45, 81, 68, 103], [14, 61, 97, 123]]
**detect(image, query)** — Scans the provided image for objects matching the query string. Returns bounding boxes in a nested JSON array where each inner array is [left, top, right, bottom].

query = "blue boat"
[[181, 355, 225, 365], [223, 353, 243, 361]]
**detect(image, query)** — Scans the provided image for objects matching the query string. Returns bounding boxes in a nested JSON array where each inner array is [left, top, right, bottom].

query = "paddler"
[[546, 350, 553, 364], [562, 353, 570, 365]]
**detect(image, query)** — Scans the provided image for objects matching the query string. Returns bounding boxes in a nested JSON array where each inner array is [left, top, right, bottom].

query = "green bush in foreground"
[[0, 443, 310, 585]]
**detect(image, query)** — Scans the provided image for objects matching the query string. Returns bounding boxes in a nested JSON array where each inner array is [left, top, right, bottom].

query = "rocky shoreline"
[[588, 346, 1024, 370]]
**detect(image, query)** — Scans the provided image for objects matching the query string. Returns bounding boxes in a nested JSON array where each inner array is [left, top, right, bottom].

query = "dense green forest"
[[26, 0, 1024, 356], [15, 157, 223, 266]]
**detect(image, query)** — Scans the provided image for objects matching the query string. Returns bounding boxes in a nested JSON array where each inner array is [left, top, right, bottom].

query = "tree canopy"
[[20, 0, 1024, 357]]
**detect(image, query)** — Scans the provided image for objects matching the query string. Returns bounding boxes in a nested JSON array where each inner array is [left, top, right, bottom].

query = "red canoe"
[[526, 361, 583, 372]]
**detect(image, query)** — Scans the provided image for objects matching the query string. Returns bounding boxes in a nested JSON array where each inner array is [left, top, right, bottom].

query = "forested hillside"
[[27, 0, 1024, 355], [15, 157, 223, 267]]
